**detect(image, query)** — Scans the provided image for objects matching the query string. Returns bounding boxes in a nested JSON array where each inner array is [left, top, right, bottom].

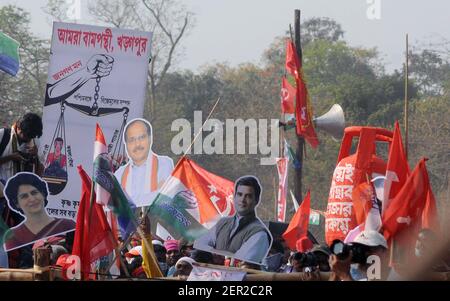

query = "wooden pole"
[[294, 9, 304, 206], [244, 271, 330, 281], [404, 34, 409, 159]]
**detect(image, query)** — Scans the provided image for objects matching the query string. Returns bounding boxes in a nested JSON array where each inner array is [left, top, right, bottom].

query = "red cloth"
[[72, 165, 115, 280], [296, 236, 313, 252], [295, 73, 319, 148], [383, 121, 410, 212], [4, 219, 74, 251], [382, 158, 431, 242], [282, 190, 311, 251], [421, 188, 440, 235], [285, 39, 300, 78], [280, 77, 296, 114]]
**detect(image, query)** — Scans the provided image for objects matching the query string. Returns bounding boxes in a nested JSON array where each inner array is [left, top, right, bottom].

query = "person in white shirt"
[[114, 118, 173, 207]]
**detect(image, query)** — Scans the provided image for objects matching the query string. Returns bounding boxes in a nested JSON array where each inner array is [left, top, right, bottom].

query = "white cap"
[[125, 245, 143, 257], [152, 240, 164, 247], [354, 230, 388, 249], [175, 256, 196, 267]]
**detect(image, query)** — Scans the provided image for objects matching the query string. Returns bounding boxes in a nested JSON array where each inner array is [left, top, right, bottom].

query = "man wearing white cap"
[[152, 239, 168, 276], [329, 230, 389, 281]]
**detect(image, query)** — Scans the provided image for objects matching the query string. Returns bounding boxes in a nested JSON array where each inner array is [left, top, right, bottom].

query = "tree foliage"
[[0, 5, 49, 125]]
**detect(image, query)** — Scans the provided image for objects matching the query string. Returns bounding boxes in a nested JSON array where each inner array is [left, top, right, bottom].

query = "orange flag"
[[282, 190, 311, 251]]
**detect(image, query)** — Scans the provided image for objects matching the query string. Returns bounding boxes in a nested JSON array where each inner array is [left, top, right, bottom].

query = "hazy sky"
[[1, 0, 449, 73]]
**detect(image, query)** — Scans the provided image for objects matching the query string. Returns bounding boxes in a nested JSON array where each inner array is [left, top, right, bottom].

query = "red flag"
[[280, 77, 296, 115], [282, 190, 311, 251], [421, 187, 440, 234], [284, 39, 319, 147], [295, 73, 319, 148], [382, 158, 430, 241], [383, 121, 410, 214], [276, 157, 288, 222], [285, 39, 300, 78], [72, 165, 115, 280]]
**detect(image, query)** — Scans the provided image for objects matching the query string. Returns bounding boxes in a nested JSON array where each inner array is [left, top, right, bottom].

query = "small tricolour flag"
[[0, 32, 20, 76]]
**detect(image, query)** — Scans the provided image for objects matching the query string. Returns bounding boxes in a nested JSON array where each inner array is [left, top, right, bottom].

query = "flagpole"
[[404, 34, 409, 159], [184, 96, 222, 159], [106, 231, 132, 279], [294, 9, 305, 206]]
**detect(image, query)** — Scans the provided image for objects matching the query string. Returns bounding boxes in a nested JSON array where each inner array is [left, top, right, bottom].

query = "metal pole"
[[294, 9, 304, 205]]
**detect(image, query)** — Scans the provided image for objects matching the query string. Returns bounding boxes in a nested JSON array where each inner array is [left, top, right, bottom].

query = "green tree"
[[0, 5, 49, 125]]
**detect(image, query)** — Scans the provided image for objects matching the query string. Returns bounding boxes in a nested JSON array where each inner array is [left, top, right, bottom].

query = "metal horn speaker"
[[313, 104, 345, 141]]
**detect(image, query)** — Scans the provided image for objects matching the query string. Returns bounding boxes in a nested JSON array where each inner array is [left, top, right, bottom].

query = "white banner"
[[188, 265, 246, 281], [39, 22, 152, 222]]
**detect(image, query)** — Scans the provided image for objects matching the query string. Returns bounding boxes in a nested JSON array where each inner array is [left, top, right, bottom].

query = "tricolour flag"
[[93, 154, 137, 239], [309, 210, 320, 226], [148, 157, 235, 242], [0, 32, 20, 76], [94, 124, 110, 206]]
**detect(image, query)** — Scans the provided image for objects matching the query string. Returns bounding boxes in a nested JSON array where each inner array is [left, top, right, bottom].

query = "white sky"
[[1, 0, 449, 73]]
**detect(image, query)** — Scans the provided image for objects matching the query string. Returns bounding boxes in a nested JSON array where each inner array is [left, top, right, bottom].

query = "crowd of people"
[[1, 113, 449, 281]]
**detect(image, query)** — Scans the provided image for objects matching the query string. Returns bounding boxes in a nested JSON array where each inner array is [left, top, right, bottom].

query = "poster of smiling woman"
[[2, 172, 75, 252]]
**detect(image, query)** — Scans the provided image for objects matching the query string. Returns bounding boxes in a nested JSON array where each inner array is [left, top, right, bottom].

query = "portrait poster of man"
[[39, 22, 152, 225], [114, 118, 174, 207], [2, 172, 75, 252], [193, 175, 273, 265]]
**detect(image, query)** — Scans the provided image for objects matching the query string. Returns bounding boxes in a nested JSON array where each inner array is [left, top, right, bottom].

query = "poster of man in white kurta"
[[39, 22, 152, 222], [114, 118, 174, 207]]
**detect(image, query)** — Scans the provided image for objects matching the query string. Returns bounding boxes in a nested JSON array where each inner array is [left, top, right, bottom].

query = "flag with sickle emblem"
[[148, 157, 235, 242]]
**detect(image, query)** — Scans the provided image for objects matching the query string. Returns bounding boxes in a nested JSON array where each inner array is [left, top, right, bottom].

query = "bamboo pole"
[[244, 271, 330, 281], [404, 34, 409, 159]]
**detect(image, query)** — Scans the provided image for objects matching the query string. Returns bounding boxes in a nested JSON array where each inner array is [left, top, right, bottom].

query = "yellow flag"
[[141, 234, 163, 278]]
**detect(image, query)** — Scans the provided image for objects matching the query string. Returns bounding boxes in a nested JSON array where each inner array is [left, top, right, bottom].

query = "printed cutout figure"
[[2, 172, 75, 251], [114, 118, 174, 207], [193, 175, 273, 264], [43, 137, 67, 178]]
